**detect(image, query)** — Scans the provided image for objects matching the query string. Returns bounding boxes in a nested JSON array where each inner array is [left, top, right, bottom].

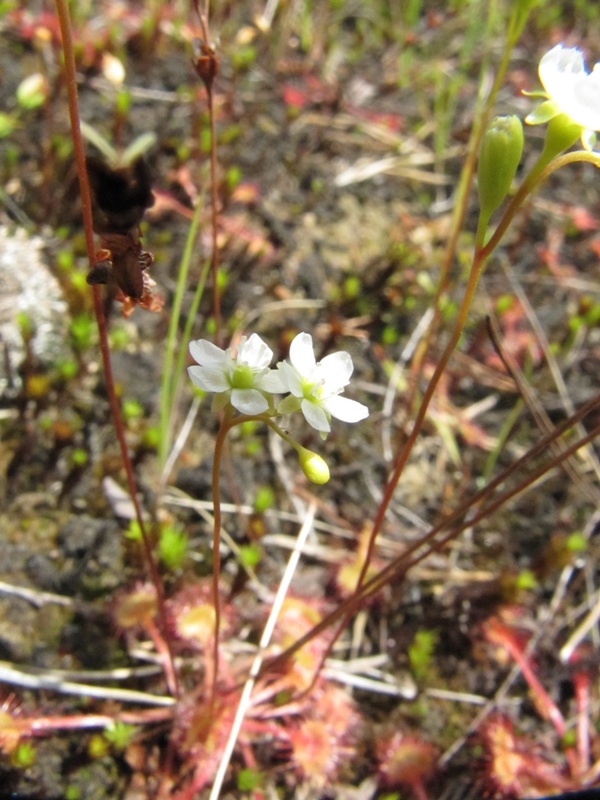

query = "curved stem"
[[481, 149, 600, 260]]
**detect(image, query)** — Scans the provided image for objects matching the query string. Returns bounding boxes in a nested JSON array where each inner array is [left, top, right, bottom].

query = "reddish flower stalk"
[[484, 616, 578, 776], [484, 617, 566, 734], [568, 647, 594, 776]]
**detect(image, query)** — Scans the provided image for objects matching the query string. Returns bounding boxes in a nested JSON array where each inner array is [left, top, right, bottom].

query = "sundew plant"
[[0, 1, 600, 799]]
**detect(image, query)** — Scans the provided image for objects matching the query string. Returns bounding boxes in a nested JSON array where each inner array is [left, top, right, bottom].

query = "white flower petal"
[[258, 371, 287, 393], [539, 44, 600, 131], [581, 128, 597, 151], [237, 333, 273, 369], [277, 361, 304, 396], [323, 394, 369, 423], [318, 351, 354, 389], [231, 388, 269, 414], [189, 339, 227, 368], [301, 399, 330, 432], [188, 365, 229, 392], [289, 333, 317, 374]]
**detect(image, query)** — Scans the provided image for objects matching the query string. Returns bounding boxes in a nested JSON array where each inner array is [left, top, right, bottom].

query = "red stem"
[[54, 0, 178, 700]]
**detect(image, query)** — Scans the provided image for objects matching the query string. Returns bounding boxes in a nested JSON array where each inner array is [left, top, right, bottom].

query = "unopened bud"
[[16, 73, 48, 110], [297, 447, 330, 485], [539, 112, 584, 163], [478, 115, 524, 221]]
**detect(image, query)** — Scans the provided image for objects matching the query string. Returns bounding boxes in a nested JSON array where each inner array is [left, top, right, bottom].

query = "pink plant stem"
[[146, 617, 179, 698], [570, 655, 591, 776], [491, 622, 566, 736], [489, 621, 579, 776], [410, 780, 430, 800], [27, 707, 173, 735]]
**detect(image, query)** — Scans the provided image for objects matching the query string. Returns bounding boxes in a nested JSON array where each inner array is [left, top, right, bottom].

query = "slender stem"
[[207, 83, 222, 345], [209, 410, 233, 704], [55, 0, 178, 699], [262, 412, 600, 678]]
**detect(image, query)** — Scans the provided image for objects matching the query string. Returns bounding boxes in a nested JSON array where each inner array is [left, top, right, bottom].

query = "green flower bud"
[[297, 446, 330, 485], [477, 115, 524, 221], [539, 112, 584, 165], [16, 73, 48, 110]]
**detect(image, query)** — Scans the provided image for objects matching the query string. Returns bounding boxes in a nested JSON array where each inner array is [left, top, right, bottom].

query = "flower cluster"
[[526, 44, 600, 151], [188, 332, 369, 434]]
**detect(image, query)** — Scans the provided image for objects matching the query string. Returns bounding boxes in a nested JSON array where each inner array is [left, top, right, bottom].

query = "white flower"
[[525, 44, 600, 150], [188, 334, 285, 415], [276, 332, 369, 433]]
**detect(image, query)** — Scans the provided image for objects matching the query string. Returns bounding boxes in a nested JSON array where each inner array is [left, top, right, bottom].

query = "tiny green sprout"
[[71, 448, 88, 468], [104, 721, 136, 751], [199, 128, 212, 154], [216, 268, 229, 292], [122, 399, 144, 424], [495, 294, 513, 314], [297, 446, 330, 485], [239, 543, 262, 569], [220, 124, 242, 145], [408, 629, 438, 681], [231, 45, 257, 71], [125, 521, 143, 541], [177, 143, 192, 163], [70, 314, 95, 351], [0, 112, 17, 138], [58, 359, 78, 381], [381, 325, 399, 346], [158, 525, 188, 570], [344, 275, 361, 300], [10, 741, 36, 769], [244, 439, 261, 456], [16, 73, 48, 110], [116, 88, 131, 117], [16, 311, 34, 340], [88, 733, 110, 759], [226, 165, 242, 191], [109, 326, 130, 351], [566, 532, 587, 552], [57, 249, 75, 272], [141, 425, 161, 451], [64, 787, 81, 800], [70, 271, 88, 293], [237, 768, 264, 791], [560, 729, 577, 750], [515, 569, 538, 591], [254, 485, 275, 514]]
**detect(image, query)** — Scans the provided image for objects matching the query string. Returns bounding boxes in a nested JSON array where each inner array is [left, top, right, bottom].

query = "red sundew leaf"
[[231, 182, 261, 205], [282, 84, 310, 109], [147, 190, 194, 221], [570, 206, 599, 232], [589, 236, 600, 257], [345, 106, 404, 132]]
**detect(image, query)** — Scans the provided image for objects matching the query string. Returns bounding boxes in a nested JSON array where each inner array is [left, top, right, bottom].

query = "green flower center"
[[232, 364, 255, 389], [301, 378, 323, 401]]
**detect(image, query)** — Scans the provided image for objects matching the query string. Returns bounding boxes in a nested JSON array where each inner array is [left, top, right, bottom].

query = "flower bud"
[[16, 73, 48, 110], [297, 447, 330, 485], [539, 112, 584, 163], [477, 115, 524, 221]]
